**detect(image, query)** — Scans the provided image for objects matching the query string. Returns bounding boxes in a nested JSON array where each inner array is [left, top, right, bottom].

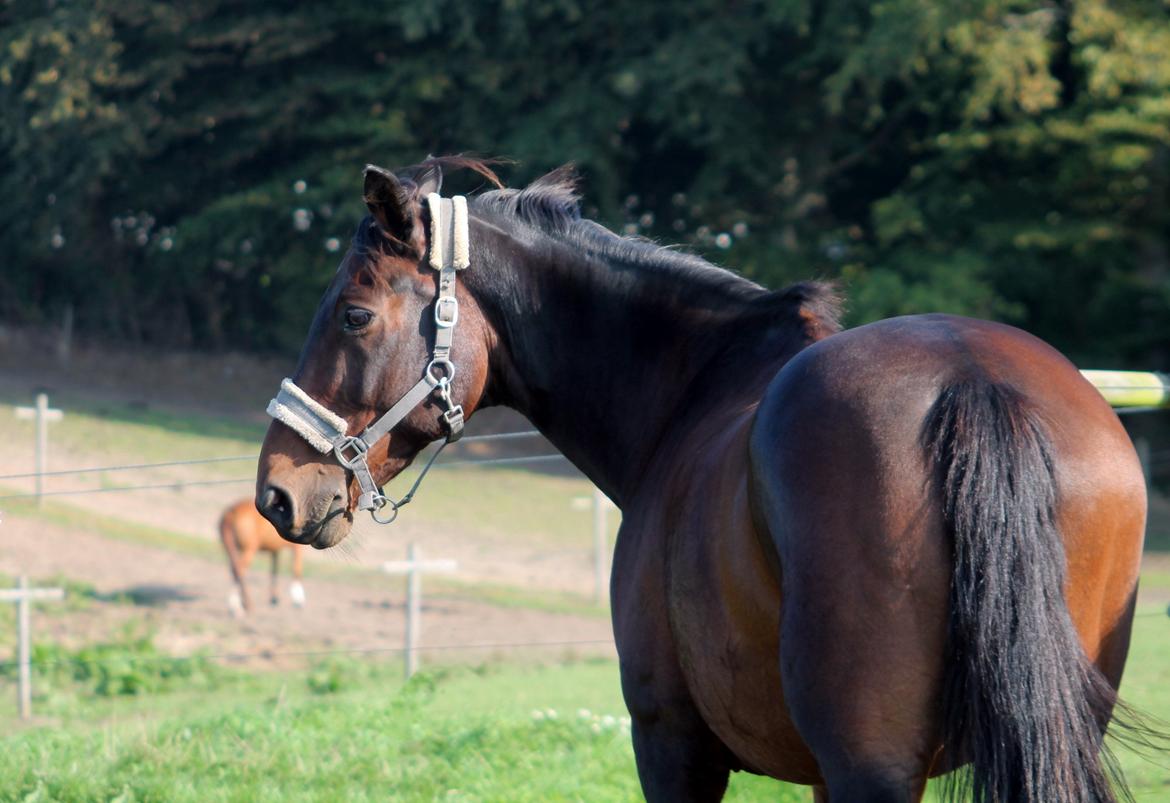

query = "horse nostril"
[[258, 484, 295, 532]]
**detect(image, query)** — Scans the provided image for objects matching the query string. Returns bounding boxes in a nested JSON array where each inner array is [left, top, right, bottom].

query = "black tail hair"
[[924, 379, 1129, 803]]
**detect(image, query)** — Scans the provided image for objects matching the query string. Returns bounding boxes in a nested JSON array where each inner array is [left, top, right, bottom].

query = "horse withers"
[[219, 498, 305, 616], [254, 157, 1147, 802]]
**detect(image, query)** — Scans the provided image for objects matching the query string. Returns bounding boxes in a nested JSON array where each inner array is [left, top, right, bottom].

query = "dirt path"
[[0, 513, 614, 669]]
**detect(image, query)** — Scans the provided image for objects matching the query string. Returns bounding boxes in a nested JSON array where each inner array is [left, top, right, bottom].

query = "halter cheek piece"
[[266, 193, 469, 524]]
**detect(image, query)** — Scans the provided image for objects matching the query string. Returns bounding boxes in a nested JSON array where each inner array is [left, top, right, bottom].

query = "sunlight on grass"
[[2, 614, 1169, 803]]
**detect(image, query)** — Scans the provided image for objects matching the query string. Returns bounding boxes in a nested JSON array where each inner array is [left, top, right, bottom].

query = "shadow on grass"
[[97, 585, 199, 607]]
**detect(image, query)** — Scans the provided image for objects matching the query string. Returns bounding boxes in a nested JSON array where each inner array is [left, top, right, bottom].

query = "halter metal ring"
[[370, 495, 400, 524], [425, 358, 456, 387]]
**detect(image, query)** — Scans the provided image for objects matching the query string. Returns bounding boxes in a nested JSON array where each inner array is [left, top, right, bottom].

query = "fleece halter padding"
[[266, 378, 348, 454]]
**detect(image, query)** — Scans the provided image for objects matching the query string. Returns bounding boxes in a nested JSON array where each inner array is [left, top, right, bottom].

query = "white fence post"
[[592, 487, 609, 606], [382, 544, 457, 680], [0, 576, 64, 719], [14, 394, 63, 505], [573, 487, 616, 606], [1135, 437, 1151, 491]]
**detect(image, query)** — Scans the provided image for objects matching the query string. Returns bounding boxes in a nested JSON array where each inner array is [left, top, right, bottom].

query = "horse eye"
[[343, 307, 374, 330]]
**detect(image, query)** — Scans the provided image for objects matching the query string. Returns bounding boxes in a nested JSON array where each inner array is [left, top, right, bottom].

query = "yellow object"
[[1080, 370, 1170, 409]]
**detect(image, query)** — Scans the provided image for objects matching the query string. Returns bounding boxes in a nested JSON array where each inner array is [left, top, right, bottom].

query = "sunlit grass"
[[2, 611, 1169, 801]]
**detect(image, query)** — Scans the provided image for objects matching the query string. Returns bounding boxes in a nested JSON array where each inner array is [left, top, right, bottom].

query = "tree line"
[[2, 0, 1168, 366]]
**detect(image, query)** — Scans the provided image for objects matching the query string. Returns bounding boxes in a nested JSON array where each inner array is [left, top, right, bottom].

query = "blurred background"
[[2, 1, 1170, 800]]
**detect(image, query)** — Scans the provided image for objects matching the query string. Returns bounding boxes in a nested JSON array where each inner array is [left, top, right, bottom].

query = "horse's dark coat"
[[257, 158, 1147, 802]]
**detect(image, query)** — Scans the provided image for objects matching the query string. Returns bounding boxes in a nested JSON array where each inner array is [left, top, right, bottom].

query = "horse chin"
[[309, 511, 353, 550]]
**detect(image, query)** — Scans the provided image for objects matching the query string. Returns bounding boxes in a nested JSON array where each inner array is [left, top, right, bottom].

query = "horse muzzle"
[[256, 482, 352, 549], [256, 421, 355, 549]]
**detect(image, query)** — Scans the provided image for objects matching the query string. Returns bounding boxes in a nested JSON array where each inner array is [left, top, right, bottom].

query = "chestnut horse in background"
[[219, 499, 305, 616], [255, 157, 1147, 802]]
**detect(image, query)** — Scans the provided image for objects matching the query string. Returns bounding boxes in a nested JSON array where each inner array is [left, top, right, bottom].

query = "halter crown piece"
[[266, 191, 470, 524]]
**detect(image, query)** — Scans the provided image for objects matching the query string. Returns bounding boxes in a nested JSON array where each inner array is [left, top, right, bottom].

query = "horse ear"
[[363, 164, 415, 243], [412, 162, 442, 197]]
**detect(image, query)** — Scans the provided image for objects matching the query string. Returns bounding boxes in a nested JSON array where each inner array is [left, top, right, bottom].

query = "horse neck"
[[468, 222, 811, 507]]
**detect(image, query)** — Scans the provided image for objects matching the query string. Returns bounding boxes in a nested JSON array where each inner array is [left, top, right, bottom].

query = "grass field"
[[0, 651, 799, 802], [3, 391, 1170, 800], [2, 610, 1169, 802]]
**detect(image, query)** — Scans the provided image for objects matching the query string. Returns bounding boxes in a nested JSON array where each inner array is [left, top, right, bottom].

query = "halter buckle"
[[333, 436, 370, 470], [434, 296, 459, 328], [442, 405, 465, 440]]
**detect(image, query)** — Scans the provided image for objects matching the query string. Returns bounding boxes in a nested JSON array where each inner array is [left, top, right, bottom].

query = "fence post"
[[0, 576, 64, 719], [593, 487, 609, 606], [17, 576, 30, 720], [382, 544, 457, 680], [14, 394, 64, 506], [405, 543, 421, 678], [1135, 437, 1151, 491]]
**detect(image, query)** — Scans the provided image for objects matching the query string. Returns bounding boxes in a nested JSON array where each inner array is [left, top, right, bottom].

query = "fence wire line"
[[0, 452, 570, 502], [3, 610, 1166, 674], [0, 638, 616, 673], [0, 430, 544, 482]]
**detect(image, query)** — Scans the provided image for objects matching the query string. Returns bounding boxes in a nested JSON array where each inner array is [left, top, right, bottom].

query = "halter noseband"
[[265, 192, 469, 524]]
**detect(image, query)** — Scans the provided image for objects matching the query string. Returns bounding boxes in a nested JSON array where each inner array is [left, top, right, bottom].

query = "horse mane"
[[391, 156, 844, 338]]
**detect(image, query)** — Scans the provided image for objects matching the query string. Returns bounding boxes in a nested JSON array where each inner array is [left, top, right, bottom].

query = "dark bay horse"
[[255, 157, 1146, 801]]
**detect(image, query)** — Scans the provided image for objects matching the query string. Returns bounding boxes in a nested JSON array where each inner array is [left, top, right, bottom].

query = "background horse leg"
[[269, 550, 280, 605], [235, 546, 256, 613], [220, 515, 251, 616], [289, 546, 306, 608]]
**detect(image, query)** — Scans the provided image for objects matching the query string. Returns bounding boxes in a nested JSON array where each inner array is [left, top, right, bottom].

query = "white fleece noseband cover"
[[266, 378, 348, 454]]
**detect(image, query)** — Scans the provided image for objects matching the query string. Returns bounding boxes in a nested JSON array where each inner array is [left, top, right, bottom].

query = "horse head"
[[255, 159, 497, 548]]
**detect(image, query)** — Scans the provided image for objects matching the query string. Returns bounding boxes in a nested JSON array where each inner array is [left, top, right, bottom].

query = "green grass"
[[0, 403, 261, 480], [0, 395, 267, 464], [3, 612, 1170, 802], [0, 656, 799, 802]]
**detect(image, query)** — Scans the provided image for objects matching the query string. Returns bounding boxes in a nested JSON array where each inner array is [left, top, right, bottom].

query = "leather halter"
[[265, 192, 469, 523]]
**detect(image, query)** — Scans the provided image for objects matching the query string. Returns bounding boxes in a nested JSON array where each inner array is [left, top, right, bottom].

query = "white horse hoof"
[[228, 590, 246, 618], [289, 581, 306, 608]]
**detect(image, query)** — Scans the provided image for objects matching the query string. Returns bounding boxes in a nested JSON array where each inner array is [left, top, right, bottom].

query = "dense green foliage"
[[2, 1, 1168, 363]]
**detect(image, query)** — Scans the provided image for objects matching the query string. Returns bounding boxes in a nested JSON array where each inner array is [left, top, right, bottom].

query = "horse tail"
[[923, 378, 1126, 803]]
